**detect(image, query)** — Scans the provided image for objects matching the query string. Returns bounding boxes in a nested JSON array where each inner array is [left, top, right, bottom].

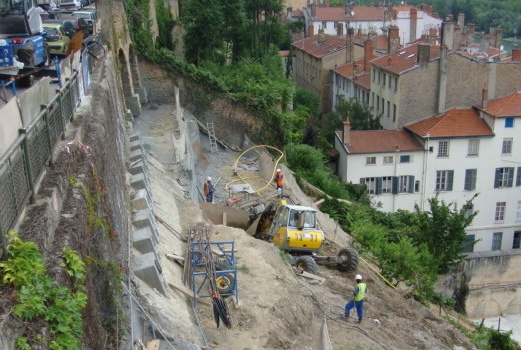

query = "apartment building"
[[292, 29, 363, 113], [334, 91, 521, 253], [303, 3, 441, 43]]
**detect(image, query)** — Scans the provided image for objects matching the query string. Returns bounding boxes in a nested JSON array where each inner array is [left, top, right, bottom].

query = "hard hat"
[[207, 176, 211, 181], [276, 169, 281, 172], [355, 274, 362, 281]]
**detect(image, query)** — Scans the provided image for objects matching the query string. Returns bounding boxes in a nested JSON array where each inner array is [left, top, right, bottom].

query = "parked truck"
[[0, 0, 50, 86]]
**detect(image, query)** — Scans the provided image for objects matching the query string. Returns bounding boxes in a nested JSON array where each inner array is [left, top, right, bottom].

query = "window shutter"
[[360, 178, 365, 185], [376, 177, 383, 195], [406, 176, 413, 193], [508, 167, 515, 187], [494, 168, 500, 188], [392, 176, 398, 194], [447, 170, 454, 191], [464, 169, 471, 190], [517, 167, 521, 187]]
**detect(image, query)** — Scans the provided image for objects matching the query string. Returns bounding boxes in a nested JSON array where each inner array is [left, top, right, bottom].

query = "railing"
[[0, 50, 97, 257]]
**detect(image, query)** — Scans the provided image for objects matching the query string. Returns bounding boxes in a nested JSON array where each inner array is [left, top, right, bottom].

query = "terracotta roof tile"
[[337, 129, 424, 153], [476, 91, 521, 117], [404, 108, 494, 138], [456, 45, 503, 59], [292, 34, 346, 58], [371, 43, 441, 74], [354, 72, 371, 89], [314, 6, 385, 22], [334, 59, 372, 89]]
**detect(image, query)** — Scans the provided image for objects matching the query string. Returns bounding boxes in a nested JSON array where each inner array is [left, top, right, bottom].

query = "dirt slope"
[[132, 103, 477, 350]]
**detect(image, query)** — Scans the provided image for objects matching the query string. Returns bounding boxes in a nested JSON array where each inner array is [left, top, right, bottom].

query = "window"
[[467, 139, 479, 156], [513, 231, 521, 249], [398, 176, 409, 193], [381, 176, 393, 193], [383, 156, 393, 164], [438, 140, 449, 157], [414, 180, 420, 192], [362, 177, 376, 193], [386, 101, 390, 119], [492, 232, 502, 250], [463, 235, 475, 253], [322, 21, 327, 29], [517, 167, 521, 186], [391, 175, 414, 193], [502, 138, 512, 154], [495, 202, 506, 222], [494, 167, 514, 188], [388, 75, 392, 88], [393, 77, 397, 92], [463, 204, 474, 219], [366, 157, 376, 165], [505, 117, 514, 128], [399, 155, 410, 163], [517, 201, 521, 220], [393, 104, 396, 122], [436, 170, 454, 191], [464, 169, 477, 190], [383, 73, 386, 87]]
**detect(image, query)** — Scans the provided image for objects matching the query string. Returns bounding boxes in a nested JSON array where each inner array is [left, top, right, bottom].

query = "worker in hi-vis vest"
[[274, 168, 284, 198], [203, 176, 215, 203], [344, 274, 367, 324]]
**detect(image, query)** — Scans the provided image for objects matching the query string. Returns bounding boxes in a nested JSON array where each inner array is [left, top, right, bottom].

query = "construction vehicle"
[[246, 201, 359, 274], [0, 0, 51, 86]]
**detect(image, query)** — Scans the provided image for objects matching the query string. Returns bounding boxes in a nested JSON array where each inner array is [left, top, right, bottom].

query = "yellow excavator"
[[246, 201, 359, 274]]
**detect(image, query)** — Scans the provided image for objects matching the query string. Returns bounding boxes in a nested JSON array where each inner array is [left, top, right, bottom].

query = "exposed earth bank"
[[131, 102, 477, 350]]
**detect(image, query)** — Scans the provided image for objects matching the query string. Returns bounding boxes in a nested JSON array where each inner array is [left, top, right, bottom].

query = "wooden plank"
[[166, 253, 185, 265], [168, 282, 211, 306], [294, 268, 326, 285]]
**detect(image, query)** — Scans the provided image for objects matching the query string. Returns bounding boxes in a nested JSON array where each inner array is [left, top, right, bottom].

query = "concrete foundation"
[[133, 252, 167, 295]]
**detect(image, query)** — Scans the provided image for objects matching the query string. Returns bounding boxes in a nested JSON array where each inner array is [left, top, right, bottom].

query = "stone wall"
[[437, 250, 521, 319], [138, 60, 266, 147]]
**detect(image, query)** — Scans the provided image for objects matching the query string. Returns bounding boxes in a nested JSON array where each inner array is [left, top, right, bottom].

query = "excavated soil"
[[130, 102, 477, 350]]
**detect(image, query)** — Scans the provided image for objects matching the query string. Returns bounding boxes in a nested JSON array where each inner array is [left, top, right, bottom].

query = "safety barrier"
[[0, 50, 96, 257]]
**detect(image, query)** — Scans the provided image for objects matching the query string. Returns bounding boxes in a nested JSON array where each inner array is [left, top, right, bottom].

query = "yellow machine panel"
[[273, 227, 324, 252]]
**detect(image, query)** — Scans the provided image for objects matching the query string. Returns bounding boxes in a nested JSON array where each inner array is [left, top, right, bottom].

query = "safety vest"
[[203, 182, 209, 196], [354, 283, 367, 301], [275, 172, 284, 186]]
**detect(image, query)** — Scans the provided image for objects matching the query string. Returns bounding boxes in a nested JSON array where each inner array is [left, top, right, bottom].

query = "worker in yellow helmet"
[[344, 274, 367, 324]]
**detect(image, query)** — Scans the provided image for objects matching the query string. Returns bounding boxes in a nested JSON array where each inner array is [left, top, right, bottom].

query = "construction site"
[[127, 100, 478, 350]]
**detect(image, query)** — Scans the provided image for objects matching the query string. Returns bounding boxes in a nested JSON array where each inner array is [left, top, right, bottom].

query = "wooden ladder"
[[207, 122, 218, 154]]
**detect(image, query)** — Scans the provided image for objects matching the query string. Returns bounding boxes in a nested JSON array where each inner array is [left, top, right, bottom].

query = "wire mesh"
[[0, 71, 79, 257], [26, 120, 52, 182]]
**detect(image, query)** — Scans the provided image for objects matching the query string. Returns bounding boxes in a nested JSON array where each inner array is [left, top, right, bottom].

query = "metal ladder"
[[207, 122, 218, 154]]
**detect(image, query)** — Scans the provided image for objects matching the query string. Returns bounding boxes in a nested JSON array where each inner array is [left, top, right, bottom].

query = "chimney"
[[337, 22, 343, 36], [482, 84, 488, 110], [441, 20, 454, 50], [368, 30, 377, 43], [308, 24, 314, 37], [364, 39, 374, 71], [492, 27, 502, 49], [428, 26, 438, 45], [388, 25, 400, 54], [346, 27, 355, 63], [418, 43, 430, 68], [345, 2, 354, 16], [343, 117, 351, 144], [480, 34, 490, 53], [457, 13, 465, 28], [318, 27, 325, 45], [512, 48, 521, 62], [409, 8, 417, 43]]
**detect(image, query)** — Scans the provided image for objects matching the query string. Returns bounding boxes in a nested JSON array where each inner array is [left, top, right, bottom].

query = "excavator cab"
[[269, 204, 324, 253]]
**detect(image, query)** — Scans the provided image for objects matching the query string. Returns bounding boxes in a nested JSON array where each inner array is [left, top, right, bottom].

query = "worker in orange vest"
[[274, 169, 284, 198], [203, 176, 215, 203]]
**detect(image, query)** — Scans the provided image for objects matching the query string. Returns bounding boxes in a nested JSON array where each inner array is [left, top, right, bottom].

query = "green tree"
[[181, 0, 225, 65], [413, 194, 478, 274]]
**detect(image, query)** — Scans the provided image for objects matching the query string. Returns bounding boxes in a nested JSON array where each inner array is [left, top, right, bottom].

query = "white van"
[[59, 0, 82, 11]]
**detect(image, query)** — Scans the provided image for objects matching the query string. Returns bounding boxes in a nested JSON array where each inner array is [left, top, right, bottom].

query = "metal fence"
[[0, 53, 95, 257]]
